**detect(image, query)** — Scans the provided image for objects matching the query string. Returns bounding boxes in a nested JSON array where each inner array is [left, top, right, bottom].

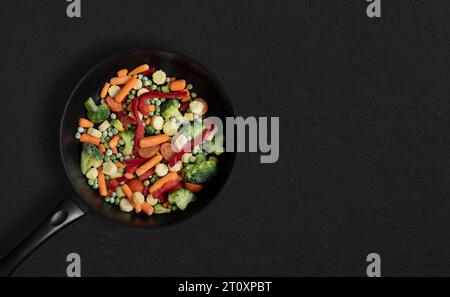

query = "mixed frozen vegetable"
[[75, 64, 223, 216]]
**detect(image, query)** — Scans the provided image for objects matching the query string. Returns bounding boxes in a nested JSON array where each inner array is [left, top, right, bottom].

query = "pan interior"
[[60, 50, 236, 227]]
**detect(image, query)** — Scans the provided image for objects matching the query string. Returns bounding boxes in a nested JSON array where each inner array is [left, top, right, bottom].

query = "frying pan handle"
[[0, 192, 88, 276]]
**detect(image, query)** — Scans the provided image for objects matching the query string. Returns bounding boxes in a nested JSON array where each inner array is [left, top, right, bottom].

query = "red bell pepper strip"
[[138, 89, 189, 101], [168, 124, 215, 167], [152, 180, 181, 202], [138, 167, 155, 181], [179, 101, 189, 111], [107, 177, 129, 191], [117, 111, 137, 130], [140, 67, 156, 76], [124, 157, 147, 174], [131, 99, 144, 155]]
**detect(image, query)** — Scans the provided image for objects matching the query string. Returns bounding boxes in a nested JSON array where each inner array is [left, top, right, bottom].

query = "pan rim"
[[59, 49, 237, 228]]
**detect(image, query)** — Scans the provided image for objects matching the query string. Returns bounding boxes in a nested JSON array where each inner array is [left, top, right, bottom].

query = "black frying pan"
[[0, 50, 236, 276]]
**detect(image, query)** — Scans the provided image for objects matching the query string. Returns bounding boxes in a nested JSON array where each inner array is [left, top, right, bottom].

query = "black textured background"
[[1, 0, 450, 276]]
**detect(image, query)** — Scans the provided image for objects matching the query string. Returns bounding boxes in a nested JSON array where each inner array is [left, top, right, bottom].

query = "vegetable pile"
[[75, 64, 224, 216]]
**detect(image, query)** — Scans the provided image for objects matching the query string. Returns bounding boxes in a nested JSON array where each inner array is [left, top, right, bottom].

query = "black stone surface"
[[1, 0, 450, 276]]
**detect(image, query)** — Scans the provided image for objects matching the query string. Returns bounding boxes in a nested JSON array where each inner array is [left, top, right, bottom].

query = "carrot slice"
[[115, 162, 125, 169], [184, 182, 204, 193], [100, 82, 110, 99], [117, 68, 128, 77], [149, 172, 179, 194], [110, 76, 131, 85], [78, 118, 94, 128], [141, 202, 154, 216], [79, 134, 100, 146], [115, 77, 138, 102], [169, 79, 186, 92], [129, 64, 150, 76], [121, 184, 133, 199], [105, 97, 123, 112], [98, 144, 106, 153], [139, 134, 169, 148], [135, 154, 163, 176], [98, 167, 108, 196]]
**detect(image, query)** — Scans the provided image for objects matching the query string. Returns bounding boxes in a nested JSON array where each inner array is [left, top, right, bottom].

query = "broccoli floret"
[[168, 189, 196, 211], [160, 99, 183, 120], [80, 143, 104, 174], [84, 97, 110, 124], [194, 153, 207, 164], [120, 129, 135, 155], [153, 203, 171, 214], [182, 159, 217, 184], [203, 134, 224, 155]]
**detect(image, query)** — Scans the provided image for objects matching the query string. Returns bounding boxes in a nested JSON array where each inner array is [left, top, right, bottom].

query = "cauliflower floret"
[[108, 85, 121, 97], [86, 167, 98, 179], [155, 163, 168, 177], [132, 192, 145, 205], [146, 194, 158, 206], [169, 160, 183, 173], [116, 187, 126, 197], [151, 115, 164, 130], [102, 161, 117, 177], [163, 121, 178, 136], [189, 100, 204, 115], [119, 198, 134, 212], [152, 70, 166, 85]]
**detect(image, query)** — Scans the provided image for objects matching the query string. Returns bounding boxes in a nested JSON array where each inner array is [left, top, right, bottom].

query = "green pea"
[[128, 94, 135, 100], [162, 85, 169, 93], [187, 83, 193, 90], [77, 127, 84, 133], [75, 132, 81, 139], [137, 74, 143, 80], [106, 149, 113, 156], [116, 152, 122, 158], [191, 92, 197, 98], [119, 139, 125, 145], [151, 84, 157, 90], [110, 113, 117, 119], [143, 76, 149, 81], [93, 183, 99, 189], [143, 80, 151, 87], [110, 198, 115, 204], [143, 180, 150, 186], [88, 179, 94, 186], [105, 197, 110, 203], [131, 89, 136, 95]]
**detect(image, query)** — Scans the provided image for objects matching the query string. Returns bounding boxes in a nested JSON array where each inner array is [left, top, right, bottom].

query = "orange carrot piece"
[[109, 135, 120, 150], [144, 118, 152, 125], [121, 184, 133, 199], [128, 64, 150, 76], [184, 182, 204, 193], [110, 76, 131, 85], [79, 134, 100, 146], [139, 134, 169, 148], [117, 68, 128, 77], [142, 104, 156, 113], [78, 118, 94, 128], [100, 82, 110, 99], [169, 79, 186, 92], [134, 202, 142, 214], [141, 202, 154, 216], [98, 144, 106, 153], [135, 154, 163, 176], [115, 162, 125, 169], [149, 172, 179, 194], [124, 172, 134, 179], [115, 77, 138, 102], [98, 167, 108, 196]]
